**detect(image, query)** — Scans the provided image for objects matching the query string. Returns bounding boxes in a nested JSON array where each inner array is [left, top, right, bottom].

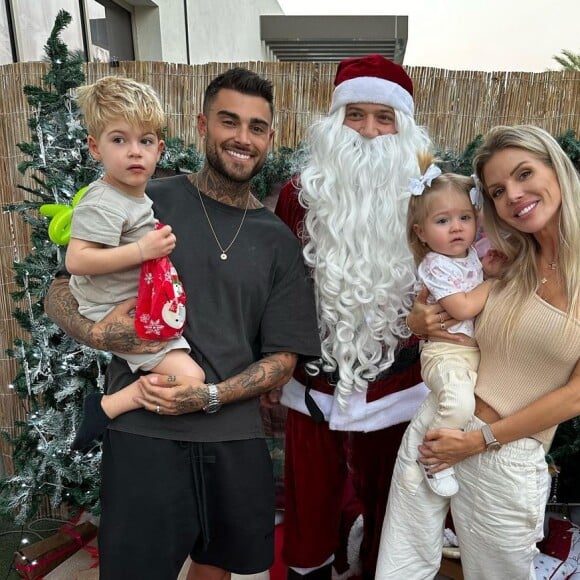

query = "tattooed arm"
[[44, 276, 164, 354], [135, 352, 298, 415]]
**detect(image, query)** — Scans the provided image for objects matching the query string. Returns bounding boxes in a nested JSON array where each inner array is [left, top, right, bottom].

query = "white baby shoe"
[[417, 460, 459, 497]]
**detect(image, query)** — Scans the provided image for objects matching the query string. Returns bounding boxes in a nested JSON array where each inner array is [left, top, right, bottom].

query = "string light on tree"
[[0, 9, 104, 524]]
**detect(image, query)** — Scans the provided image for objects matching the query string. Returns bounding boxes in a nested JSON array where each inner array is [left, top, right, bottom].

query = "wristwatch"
[[481, 423, 502, 451], [202, 383, 222, 414]]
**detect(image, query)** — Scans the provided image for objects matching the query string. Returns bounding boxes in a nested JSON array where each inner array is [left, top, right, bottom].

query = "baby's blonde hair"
[[406, 152, 475, 266], [76, 76, 165, 138]]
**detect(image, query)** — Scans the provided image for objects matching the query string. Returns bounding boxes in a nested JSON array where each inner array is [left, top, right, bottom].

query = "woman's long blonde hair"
[[474, 125, 580, 341]]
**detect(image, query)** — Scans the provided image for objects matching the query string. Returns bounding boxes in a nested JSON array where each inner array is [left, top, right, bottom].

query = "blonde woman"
[[378, 125, 580, 579]]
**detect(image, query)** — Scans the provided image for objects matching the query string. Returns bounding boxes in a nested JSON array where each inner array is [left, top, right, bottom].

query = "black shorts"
[[98, 430, 275, 580]]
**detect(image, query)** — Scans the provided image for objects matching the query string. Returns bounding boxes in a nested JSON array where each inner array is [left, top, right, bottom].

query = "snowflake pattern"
[[136, 243, 186, 340], [143, 318, 164, 336]]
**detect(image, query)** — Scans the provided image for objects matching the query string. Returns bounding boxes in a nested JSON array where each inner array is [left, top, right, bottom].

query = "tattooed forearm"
[[137, 352, 298, 416], [45, 277, 161, 354], [45, 277, 97, 346], [218, 352, 297, 403], [94, 319, 161, 354], [174, 382, 209, 414]]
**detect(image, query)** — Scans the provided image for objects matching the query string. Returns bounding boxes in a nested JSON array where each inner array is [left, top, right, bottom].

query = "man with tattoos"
[[44, 68, 320, 580]]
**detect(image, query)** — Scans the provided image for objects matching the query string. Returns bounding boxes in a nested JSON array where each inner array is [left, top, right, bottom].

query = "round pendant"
[[220, 253, 228, 261]]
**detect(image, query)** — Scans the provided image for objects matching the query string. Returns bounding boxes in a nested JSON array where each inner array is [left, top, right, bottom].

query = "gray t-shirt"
[[106, 175, 321, 442], [69, 179, 155, 320]]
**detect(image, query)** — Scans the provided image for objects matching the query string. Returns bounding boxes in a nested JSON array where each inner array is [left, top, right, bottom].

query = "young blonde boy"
[[67, 76, 204, 450]]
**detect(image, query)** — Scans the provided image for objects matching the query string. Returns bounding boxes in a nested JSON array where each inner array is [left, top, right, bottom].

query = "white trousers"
[[420, 342, 479, 429], [376, 395, 550, 580]]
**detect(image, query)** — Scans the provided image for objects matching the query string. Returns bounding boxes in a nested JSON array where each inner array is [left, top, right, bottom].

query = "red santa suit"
[[276, 180, 429, 578]]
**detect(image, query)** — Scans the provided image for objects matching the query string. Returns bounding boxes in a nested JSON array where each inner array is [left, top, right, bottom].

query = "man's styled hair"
[[203, 67, 274, 117], [76, 76, 165, 139]]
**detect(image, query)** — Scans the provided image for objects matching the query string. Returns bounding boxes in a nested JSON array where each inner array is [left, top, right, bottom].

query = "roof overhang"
[[260, 15, 408, 63]]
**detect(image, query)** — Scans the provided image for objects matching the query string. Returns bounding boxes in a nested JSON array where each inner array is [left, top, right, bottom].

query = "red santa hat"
[[329, 54, 414, 117]]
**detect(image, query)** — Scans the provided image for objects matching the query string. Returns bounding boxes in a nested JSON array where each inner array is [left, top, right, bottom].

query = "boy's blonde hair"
[[406, 152, 475, 265], [76, 76, 165, 138]]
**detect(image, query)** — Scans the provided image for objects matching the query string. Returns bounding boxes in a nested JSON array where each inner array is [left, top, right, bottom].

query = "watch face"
[[204, 401, 221, 414]]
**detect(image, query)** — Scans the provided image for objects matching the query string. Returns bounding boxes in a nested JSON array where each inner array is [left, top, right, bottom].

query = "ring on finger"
[[440, 322, 445, 331], [156, 404, 161, 414], [167, 375, 176, 383], [439, 313, 444, 324]]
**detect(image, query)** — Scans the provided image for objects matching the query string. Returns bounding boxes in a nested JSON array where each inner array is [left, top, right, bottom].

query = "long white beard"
[[300, 110, 431, 410]]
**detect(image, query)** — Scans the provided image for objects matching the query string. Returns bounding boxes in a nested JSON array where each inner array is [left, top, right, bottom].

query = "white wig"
[[300, 107, 431, 409]]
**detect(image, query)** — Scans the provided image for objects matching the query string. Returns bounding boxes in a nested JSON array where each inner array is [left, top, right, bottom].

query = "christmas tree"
[[0, 10, 105, 523]]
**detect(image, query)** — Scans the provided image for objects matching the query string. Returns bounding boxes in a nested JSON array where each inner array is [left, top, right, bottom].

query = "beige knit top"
[[475, 291, 580, 445]]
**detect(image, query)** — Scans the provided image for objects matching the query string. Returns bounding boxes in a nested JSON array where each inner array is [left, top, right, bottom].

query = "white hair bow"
[[408, 164, 442, 196], [470, 174, 483, 209]]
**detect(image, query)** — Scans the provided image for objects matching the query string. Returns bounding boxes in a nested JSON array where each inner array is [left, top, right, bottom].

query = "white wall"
[[122, 0, 187, 62], [186, 0, 283, 64], [154, 0, 188, 63], [125, 0, 283, 64]]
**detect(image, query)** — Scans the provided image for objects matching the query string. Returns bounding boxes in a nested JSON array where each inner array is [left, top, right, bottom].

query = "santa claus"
[[275, 54, 431, 579]]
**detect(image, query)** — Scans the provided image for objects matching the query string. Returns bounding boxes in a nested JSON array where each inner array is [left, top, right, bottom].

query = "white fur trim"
[[290, 555, 334, 576], [332, 567, 352, 580], [328, 383, 429, 431], [280, 378, 429, 432], [346, 514, 364, 573], [281, 377, 333, 419], [330, 76, 414, 116], [332, 514, 363, 580]]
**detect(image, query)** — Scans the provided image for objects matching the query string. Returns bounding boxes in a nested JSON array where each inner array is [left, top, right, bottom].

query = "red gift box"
[[14, 521, 98, 579]]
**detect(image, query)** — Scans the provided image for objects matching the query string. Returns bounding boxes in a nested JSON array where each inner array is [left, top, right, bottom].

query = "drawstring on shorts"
[[187, 442, 215, 548]]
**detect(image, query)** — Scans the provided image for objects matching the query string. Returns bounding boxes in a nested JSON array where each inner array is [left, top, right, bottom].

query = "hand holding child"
[[136, 373, 207, 415]]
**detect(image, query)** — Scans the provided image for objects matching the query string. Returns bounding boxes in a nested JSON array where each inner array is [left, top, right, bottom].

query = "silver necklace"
[[195, 177, 250, 261]]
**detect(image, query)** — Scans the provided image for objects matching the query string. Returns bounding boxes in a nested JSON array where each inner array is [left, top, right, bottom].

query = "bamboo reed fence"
[[0, 60, 579, 483]]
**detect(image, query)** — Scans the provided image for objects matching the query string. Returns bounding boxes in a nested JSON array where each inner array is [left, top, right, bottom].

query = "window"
[[12, 0, 84, 62], [3, 0, 135, 64], [0, 1, 13, 64], [87, 0, 134, 63]]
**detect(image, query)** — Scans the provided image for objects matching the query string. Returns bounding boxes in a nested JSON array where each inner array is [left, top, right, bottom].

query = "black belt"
[[321, 342, 419, 386], [304, 342, 420, 423]]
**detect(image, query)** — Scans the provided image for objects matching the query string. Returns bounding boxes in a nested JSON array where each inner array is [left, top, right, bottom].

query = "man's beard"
[[300, 112, 430, 409], [205, 137, 266, 183]]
